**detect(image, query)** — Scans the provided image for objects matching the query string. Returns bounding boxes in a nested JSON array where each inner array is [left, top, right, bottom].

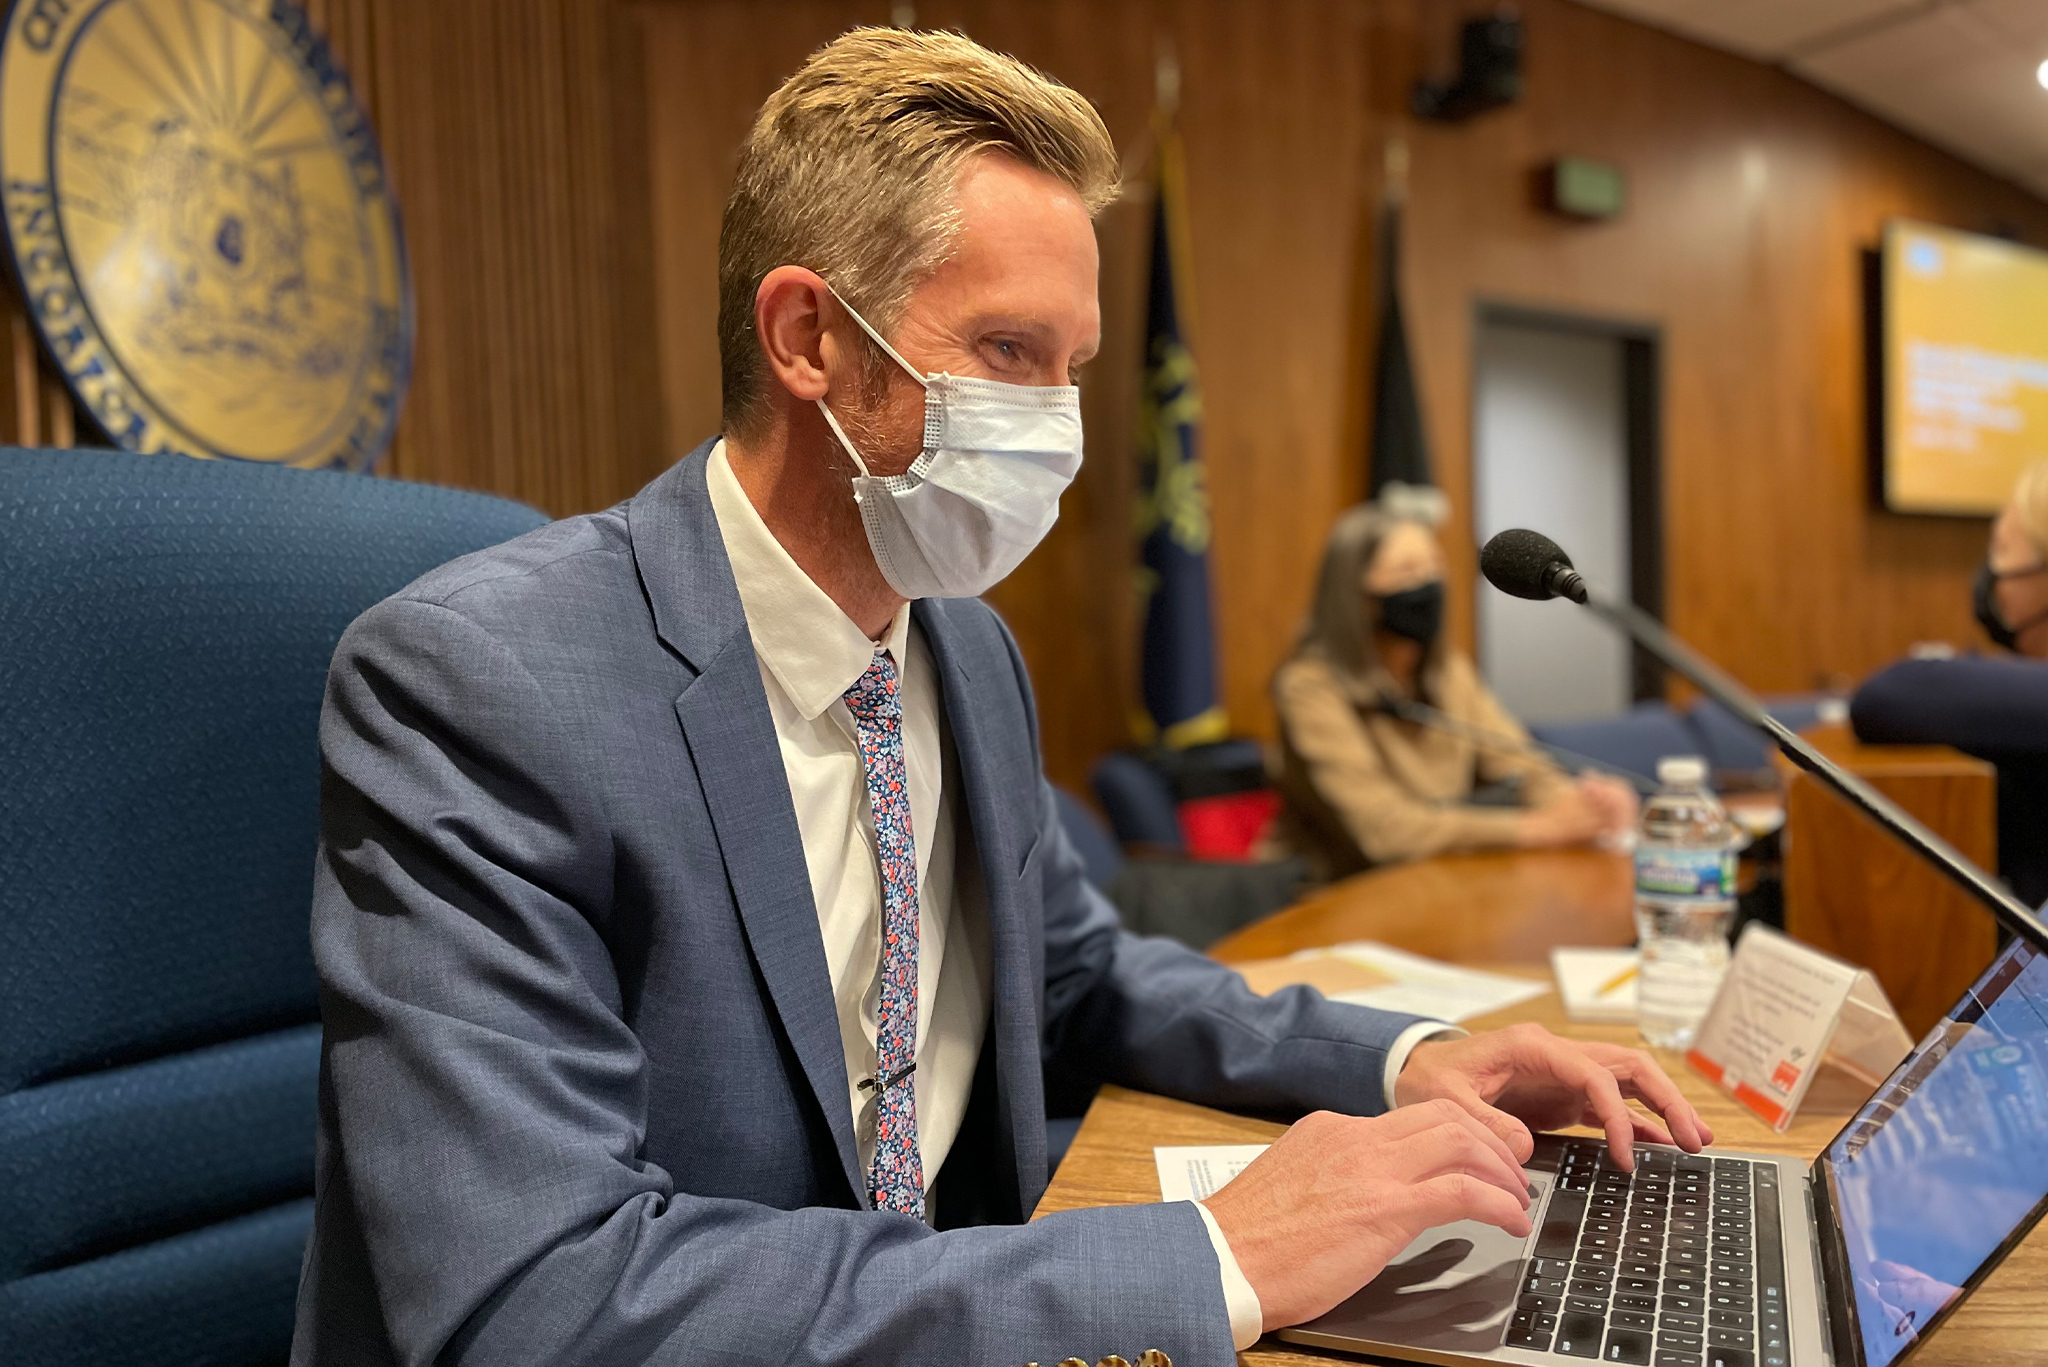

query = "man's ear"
[[755, 266, 841, 404]]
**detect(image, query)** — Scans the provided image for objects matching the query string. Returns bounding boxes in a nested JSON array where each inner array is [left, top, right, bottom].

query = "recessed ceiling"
[[1571, 0, 2048, 200]]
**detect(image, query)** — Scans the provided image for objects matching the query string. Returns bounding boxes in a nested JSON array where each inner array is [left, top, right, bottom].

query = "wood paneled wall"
[[635, 0, 2048, 789], [31, 0, 2048, 794], [0, 279, 85, 449], [1397, 2, 2048, 700], [301, 0, 667, 514]]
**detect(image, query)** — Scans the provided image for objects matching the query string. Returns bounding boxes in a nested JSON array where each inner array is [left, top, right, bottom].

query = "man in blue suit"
[[292, 28, 1709, 1366]]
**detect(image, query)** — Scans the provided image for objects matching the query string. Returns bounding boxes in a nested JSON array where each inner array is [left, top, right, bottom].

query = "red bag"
[[1176, 789, 1281, 861]]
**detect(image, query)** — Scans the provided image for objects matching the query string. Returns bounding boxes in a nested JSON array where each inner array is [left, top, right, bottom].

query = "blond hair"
[[2013, 460, 2048, 554], [717, 28, 1119, 436]]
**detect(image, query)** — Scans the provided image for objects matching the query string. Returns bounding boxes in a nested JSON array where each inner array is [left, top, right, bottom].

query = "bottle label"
[[1636, 846, 1736, 899]]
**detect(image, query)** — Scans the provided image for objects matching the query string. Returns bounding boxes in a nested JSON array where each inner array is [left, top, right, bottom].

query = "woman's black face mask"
[[1974, 562, 2048, 651], [1376, 580, 1445, 645]]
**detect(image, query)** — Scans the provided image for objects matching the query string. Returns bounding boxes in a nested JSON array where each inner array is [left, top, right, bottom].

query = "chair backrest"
[[1089, 751, 1184, 850], [1686, 694, 1832, 777], [0, 448, 547, 1366], [1051, 786, 1123, 890], [1529, 702, 1702, 788], [1533, 696, 1837, 791]]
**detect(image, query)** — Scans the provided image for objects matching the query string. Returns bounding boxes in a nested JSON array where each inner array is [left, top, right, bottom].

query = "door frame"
[[1472, 301, 1666, 703]]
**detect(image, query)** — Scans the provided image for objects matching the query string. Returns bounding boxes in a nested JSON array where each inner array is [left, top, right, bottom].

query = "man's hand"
[[1200, 1027, 1713, 1336], [1201, 1101, 1535, 1332], [1394, 1022, 1715, 1171]]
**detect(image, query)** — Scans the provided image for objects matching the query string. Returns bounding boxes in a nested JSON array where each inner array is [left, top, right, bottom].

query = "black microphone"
[[1479, 528, 1588, 605], [1478, 529, 2048, 950]]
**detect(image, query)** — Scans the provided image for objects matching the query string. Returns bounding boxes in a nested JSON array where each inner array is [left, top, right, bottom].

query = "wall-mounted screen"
[[1881, 220, 2048, 516]]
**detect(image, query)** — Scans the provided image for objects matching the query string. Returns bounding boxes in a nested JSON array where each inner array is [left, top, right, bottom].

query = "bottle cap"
[[1656, 755, 1708, 786]]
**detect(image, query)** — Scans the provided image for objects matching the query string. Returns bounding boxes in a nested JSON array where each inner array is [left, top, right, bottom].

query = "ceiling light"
[[2038, 57, 2048, 90]]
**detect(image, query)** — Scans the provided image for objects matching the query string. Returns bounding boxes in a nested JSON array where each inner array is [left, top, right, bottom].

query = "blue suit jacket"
[[291, 442, 1427, 1366]]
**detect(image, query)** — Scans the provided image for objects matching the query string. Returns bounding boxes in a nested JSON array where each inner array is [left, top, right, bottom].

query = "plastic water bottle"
[[1633, 755, 1738, 1051]]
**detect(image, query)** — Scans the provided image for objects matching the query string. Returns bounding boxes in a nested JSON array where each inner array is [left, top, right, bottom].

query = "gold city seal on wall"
[[0, 0, 409, 469]]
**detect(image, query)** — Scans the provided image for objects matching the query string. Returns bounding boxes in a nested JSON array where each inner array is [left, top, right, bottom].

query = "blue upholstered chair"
[[1531, 696, 1836, 789], [0, 448, 547, 1367], [1685, 695, 1830, 776], [1529, 702, 1701, 789], [1089, 750, 1185, 850], [1051, 785, 1124, 890]]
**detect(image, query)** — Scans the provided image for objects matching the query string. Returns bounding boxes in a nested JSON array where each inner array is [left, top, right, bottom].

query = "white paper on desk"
[[1309, 942, 1549, 1022], [1552, 946, 1640, 1023], [1154, 1144, 1270, 1201]]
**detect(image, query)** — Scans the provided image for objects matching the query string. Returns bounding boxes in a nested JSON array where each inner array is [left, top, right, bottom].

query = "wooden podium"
[[1775, 722, 1998, 1037]]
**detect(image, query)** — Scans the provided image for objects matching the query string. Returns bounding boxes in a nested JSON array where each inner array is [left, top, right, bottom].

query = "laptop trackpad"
[[1292, 1213, 1531, 1353]]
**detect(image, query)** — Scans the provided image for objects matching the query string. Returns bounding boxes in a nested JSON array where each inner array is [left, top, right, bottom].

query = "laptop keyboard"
[[1506, 1141, 1789, 1367]]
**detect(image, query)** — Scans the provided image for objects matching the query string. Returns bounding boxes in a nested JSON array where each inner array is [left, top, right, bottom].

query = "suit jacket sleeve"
[[1003, 638, 1435, 1115], [1851, 655, 2048, 761], [308, 598, 1238, 1367]]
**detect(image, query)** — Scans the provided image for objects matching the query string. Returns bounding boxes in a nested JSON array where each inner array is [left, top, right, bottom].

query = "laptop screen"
[[1821, 937, 2048, 1367]]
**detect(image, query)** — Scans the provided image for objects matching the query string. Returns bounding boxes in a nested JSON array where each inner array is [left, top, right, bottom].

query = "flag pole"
[[1155, 40, 1180, 123], [1131, 41, 1227, 752], [1365, 126, 1433, 499]]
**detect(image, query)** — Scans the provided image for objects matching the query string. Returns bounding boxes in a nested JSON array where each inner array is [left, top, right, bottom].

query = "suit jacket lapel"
[[916, 599, 1046, 1212], [632, 443, 865, 1205]]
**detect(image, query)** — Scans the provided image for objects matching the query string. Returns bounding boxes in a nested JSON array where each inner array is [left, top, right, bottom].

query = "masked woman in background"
[[1854, 458, 2048, 907], [1271, 487, 1640, 880]]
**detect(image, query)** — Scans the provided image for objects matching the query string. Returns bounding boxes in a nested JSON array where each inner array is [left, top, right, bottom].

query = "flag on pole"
[[1368, 138, 1433, 496], [1133, 93, 1228, 750]]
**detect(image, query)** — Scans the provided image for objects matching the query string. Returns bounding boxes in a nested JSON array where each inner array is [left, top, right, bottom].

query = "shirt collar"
[[705, 440, 911, 720]]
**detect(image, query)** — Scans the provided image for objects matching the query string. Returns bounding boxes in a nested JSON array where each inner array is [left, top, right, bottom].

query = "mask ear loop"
[[814, 399, 875, 479], [823, 283, 932, 390], [813, 279, 933, 483]]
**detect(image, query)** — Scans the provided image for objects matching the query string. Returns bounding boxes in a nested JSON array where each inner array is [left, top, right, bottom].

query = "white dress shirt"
[[707, 443, 991, 1190], [706, 441, 1456, 1351]]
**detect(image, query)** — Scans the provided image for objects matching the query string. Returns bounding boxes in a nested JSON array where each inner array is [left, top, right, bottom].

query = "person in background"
[[1853, 458, 2048, 907], [1273, 489, 1639, 879]]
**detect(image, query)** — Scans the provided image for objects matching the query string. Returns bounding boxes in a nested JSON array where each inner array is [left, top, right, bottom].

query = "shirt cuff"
[[1382, 1021, 1469, 1109], [1193, 1198, 1265, 1351]]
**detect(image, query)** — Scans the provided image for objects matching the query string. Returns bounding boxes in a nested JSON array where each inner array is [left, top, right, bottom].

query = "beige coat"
[[1272, 651, 1575, 878]]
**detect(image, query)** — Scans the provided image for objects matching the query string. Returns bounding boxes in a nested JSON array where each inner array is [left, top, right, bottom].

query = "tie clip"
[[858, 1062, 917, 1095]]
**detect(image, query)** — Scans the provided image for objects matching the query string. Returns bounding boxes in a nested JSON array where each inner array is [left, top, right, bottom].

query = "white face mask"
[[813, 285, 1083, 600]]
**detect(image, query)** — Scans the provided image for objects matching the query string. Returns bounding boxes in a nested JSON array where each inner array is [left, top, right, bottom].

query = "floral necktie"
[[842, 650, 924, 1218]]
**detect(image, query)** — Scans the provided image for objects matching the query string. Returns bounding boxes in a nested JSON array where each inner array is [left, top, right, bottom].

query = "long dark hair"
[[1288, 484, 1449, 707]]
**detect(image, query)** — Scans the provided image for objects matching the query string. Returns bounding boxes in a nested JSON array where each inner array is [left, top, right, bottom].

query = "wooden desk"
[[1035, 985, 2048, 1365], [1777, 722, 1998, 1038], [1210, 848, 1636, 966]]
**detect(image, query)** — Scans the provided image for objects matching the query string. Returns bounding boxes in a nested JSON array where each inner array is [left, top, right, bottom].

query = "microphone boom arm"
[[1581, 591, 2048, 950]]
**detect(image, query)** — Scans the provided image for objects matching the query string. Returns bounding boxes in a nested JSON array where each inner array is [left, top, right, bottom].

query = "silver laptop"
[[1282, 935, 2048, 1367]]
